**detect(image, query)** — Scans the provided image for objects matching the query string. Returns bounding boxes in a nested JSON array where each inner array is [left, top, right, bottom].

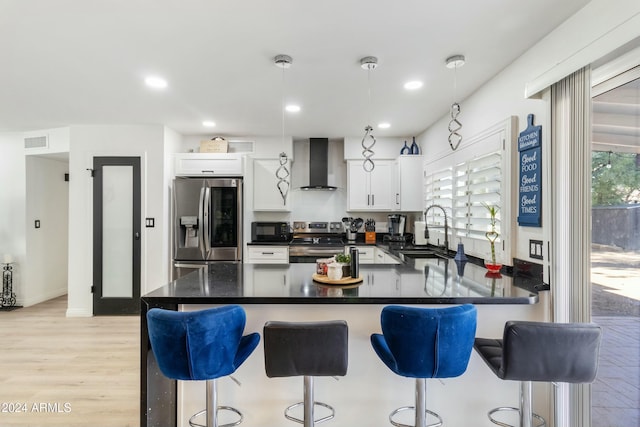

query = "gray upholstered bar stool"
[[263, 320, 348, 427], [474, 321, 602, 427]]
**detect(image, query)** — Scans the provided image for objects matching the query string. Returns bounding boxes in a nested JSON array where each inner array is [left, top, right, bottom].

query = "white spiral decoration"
[[362, 126, 376, 172], [276, 152, 290, 205], [448, 102, 462, 151]]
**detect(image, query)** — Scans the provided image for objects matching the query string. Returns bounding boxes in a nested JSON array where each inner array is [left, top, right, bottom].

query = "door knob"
[[135, 232, 140, 240]]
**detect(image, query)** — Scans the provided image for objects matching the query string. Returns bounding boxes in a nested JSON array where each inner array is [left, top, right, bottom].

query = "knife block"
[[365, 231, 376, 244]]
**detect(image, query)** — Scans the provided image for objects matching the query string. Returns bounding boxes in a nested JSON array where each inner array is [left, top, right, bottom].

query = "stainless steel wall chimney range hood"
[[301, 138, 337, 190]]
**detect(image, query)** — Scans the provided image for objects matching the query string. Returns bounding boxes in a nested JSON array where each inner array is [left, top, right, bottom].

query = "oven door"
[[288, 246, 344, 263]]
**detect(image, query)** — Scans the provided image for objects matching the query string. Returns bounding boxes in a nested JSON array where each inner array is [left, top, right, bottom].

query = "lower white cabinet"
[[375, 247, 401, 264], [246, 246, 289, 264], [345, 246, 399, 264], [244, 267, 290, 296], [345, 246, 375, 264]]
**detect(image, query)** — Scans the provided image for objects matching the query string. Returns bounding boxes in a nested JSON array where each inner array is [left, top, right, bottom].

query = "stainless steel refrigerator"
[[172, 177, 243, 279]]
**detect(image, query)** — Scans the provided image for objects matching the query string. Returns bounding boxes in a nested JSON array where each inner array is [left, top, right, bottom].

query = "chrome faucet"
[[424, 204, 449, 254]]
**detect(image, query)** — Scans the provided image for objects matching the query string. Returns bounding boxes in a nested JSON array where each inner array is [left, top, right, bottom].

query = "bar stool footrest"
[[285, 401, 335, 425], [389, 406, 443, 427], [189, 405, 243, 427], [488, 406, 546, 427]]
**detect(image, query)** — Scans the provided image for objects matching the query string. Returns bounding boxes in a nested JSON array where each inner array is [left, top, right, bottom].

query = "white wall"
[[163, 127, 183, 283], [24, 156, 69, 306], [66, 125, 168, 316], [23, 127, 70, 155], [0, 133, 26, 305]]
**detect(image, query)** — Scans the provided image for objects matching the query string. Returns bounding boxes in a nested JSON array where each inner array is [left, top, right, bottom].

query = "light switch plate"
[[529, 239, 543, 260]]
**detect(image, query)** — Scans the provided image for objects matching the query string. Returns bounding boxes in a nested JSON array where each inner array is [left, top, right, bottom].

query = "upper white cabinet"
[[393, 155, 423, 212], [347, 160, 394, 211], [252, 158, 291, 211], [174, 153, 243, 176]]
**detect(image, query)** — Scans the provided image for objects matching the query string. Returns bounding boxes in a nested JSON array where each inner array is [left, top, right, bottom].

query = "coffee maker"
[[387, 214, 406, 241]]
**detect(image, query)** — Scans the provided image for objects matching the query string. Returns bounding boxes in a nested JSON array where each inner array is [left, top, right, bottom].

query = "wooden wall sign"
[[517, 114, 542, 227]]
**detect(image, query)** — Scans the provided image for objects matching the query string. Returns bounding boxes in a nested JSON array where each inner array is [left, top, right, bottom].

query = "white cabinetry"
[[174, 153, 243, 176], [347, 160, 394, 211], [375, 247, 401, 264], [246, 246, 289, 264], [345, 246, 399, 265], [252, 158, 291, 211], [393, 155, 423, 211], [244, 266, 290, 296], [345, 245, 375, 264]]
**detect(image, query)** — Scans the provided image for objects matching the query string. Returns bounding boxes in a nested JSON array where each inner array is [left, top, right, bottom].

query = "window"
[[423, 117, 516, 263]]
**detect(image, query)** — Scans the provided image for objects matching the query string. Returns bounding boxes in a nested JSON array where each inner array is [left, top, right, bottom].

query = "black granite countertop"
[[142, 261, 538, 305]]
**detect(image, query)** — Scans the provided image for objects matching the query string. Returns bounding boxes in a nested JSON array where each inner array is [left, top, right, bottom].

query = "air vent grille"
[[24, 135, 48, 149]]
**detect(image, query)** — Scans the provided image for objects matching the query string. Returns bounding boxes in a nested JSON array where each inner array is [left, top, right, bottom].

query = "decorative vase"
[[484, 260, 502, 273], [341, 263, 351, 278], [327, 263, 343, 281]]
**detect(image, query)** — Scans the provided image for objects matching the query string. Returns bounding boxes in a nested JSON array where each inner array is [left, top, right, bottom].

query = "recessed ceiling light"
[[285, 104, 301, 113], [202, 121, 216, 127], [378, 122, 391, 129], [404, 81, 423, 90], [144, 76, 168, 89]]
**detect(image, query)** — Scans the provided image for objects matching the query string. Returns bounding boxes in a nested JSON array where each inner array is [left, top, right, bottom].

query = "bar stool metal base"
[[188, 378, 244, 427], [486, 381, 546, 427], [284, 402, 335, 425], [487, 407, 545, 427], [389, 406, 442, 427], [283, 376, 335, 427], [189, 406, 243, 427], [388, 378, 442, 427]]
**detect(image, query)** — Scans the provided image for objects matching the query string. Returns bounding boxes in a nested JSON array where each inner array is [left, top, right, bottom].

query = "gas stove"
[[289, 221, 345, 258]]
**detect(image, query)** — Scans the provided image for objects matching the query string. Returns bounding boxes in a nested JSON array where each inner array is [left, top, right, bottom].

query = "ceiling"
[[1, 0, 592, 139], [593, 76, 640, 154]]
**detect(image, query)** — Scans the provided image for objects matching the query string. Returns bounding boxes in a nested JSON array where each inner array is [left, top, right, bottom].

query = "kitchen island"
[[141, 260, 548, 427]]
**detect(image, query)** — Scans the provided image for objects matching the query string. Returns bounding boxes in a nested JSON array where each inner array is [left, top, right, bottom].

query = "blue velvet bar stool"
[[146, 306, 260, 427], [263, 320, 348, 427], [370, 304, 478, 427], [474, 321, 602, 427]]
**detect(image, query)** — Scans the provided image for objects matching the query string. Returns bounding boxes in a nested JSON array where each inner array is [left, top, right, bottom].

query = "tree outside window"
[[592, 151, 640, 206]]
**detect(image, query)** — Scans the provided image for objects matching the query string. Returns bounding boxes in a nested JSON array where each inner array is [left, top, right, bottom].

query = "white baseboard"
[[65, 307, 92, 317], [21, 287, 67, 308]]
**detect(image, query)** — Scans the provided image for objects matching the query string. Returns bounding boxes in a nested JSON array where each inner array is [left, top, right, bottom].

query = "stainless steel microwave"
[[251, 222, 291, 243]]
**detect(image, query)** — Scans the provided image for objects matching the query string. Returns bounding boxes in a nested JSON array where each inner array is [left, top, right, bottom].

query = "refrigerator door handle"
[[198, 185, 206, 257], [203, 186, 211, 253]]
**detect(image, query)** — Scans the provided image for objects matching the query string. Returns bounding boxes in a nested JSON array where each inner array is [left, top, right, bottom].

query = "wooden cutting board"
[[312, 273, 363, 285]]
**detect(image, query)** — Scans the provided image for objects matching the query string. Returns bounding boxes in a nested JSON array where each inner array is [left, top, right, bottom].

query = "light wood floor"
[[0, 296, 139, 427]]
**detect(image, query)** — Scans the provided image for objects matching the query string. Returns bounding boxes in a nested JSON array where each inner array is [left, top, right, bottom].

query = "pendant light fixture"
[[361, 56, 378, 172], [446, 55, 465, 151], [274, 54, 292, 205]]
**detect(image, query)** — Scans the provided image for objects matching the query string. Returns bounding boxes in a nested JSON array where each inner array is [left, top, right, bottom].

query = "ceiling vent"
[[24, 135, 49, 150]]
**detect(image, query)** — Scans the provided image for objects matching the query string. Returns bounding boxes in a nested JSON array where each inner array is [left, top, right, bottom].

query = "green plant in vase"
[[335, 253, 351, 277], [482, 203, 501, 272]]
